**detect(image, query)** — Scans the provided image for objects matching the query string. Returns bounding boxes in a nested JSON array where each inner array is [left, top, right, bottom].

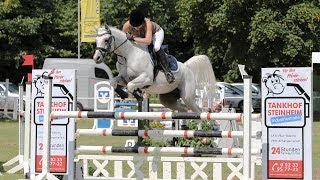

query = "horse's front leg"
[[111, 60, 128, 88], [110, 75, 127, 89], [127, 73, 153, 93], [110, 75, 130, 99]]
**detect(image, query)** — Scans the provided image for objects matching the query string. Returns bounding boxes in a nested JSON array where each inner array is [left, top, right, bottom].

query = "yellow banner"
[[81, 0, 100, 42]]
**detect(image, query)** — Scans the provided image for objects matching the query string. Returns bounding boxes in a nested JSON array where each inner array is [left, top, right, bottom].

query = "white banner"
[[30, 69, 76, 176], [261, 67, 312, 179]]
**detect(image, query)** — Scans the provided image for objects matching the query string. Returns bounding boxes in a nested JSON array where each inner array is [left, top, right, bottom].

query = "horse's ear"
[[104, 24, 110, 30], [104, 24, 111, 33]]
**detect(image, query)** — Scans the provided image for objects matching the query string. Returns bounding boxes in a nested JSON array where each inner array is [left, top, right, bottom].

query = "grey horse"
[[93, 25, 216, 113]]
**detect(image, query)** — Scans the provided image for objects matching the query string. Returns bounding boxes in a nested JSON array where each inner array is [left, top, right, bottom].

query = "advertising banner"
[[30, 69, 75, 176], [262, 67, 312, 179], [93, 81, 114, 129], [81, 0, 100, 42]]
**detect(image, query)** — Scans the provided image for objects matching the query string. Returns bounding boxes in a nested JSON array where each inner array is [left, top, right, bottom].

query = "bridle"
[[95, 26, 128, 60]]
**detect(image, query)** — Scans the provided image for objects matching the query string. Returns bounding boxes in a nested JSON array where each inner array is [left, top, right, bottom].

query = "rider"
[[122, 9, 175, 84]]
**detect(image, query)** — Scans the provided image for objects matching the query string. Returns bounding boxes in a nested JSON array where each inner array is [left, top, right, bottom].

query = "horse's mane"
[[109, 26, 126, 37], [106, 25, 148, 51]]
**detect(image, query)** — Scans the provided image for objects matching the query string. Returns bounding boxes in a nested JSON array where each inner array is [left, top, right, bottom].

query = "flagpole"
[[78, 0, 80, 60]]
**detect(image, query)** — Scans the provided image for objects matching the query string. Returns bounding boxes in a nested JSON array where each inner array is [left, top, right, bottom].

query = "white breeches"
[[152, 28, 164, 52]]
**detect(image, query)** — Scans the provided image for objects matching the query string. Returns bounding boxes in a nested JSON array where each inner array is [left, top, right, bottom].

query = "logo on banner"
[[262, 69, 310, 127], [97, 87, 111, 103]]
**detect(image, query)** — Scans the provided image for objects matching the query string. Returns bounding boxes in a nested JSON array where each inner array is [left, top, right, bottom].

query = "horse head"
[[93, 25, 114, 64]]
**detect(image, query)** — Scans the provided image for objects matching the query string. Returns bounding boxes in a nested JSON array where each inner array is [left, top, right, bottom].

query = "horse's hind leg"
[[159, 92, 188, 112], [179, 86, 201, 113], [159, 91, 189, 130]]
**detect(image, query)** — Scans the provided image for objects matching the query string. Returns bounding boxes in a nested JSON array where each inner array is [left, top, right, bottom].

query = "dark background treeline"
[[0, 0, 319, 85]]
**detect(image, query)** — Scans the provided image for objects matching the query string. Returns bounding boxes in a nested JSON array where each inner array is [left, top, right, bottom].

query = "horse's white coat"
[[93, 26, 216, 113]]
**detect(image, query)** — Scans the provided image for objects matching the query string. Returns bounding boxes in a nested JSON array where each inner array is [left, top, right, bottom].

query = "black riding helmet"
[[129, 10, 145, 27]]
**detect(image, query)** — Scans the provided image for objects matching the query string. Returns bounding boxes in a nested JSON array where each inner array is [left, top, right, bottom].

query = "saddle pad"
[[167, 55, 179, 72]]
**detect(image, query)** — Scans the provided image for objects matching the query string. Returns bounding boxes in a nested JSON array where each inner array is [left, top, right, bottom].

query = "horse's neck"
[[110, 27, 149, 59], [110, 28, 131, 57]]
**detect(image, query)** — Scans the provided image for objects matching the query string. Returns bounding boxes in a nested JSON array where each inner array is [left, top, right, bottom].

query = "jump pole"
[[76, 129, 261, 138], [51, 111, 260, 123], [114, 102, 164, 108], [76, 146, 261, 156]]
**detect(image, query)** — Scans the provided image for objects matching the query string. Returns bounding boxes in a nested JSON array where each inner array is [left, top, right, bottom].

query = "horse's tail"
[[184, 55, 216, 99]]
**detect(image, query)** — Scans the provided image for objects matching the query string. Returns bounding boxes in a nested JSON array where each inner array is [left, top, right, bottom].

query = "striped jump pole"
[[114, 102, 164, 108], [51, 111, 261, 123], [76, 146, 261, 156], [76, 129, 261, 139]]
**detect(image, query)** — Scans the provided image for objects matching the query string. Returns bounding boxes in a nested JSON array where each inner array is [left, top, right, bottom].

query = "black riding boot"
[[156, 49, 175, 83]]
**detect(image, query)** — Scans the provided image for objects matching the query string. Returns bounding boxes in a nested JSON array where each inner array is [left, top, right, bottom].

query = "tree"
[[1, 0, 319, 83], [176, 0, 320, 82], [0, 0, 81, 82]]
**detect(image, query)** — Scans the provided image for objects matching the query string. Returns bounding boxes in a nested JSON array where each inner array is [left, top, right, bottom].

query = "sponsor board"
[[262, 67, 312, 179]]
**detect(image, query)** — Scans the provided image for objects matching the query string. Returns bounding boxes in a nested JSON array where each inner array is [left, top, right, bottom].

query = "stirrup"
[[165, 71, 175, 84]]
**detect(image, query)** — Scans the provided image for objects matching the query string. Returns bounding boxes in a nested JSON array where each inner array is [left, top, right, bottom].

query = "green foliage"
[[177, 0, 320, 83], [0, 0, 79, 81], [248, 2, 320, 70], [142, 121, 171, 147], [0, 0, 21, 16], [176, 120, 215, 147], [1, 0, 320, 84], [143, 121, 215, 147]]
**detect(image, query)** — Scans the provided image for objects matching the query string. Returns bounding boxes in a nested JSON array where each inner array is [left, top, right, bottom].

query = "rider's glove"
[[126, 33, 134, 41]]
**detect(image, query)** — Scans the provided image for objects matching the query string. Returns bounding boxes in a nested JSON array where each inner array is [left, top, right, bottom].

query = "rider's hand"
[[126, 33, 134, 41]]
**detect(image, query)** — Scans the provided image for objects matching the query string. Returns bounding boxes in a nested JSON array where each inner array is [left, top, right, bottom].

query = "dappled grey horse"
[[93, 25, 216, 113]]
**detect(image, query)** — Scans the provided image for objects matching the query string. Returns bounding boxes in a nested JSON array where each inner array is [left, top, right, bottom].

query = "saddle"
[[148, 44, 178, 81]]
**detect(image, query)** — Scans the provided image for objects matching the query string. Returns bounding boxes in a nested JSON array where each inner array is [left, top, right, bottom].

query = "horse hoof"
[[127, 82, 134, 93], [132, 89, 143, 102], [143, 92, 150, 98]]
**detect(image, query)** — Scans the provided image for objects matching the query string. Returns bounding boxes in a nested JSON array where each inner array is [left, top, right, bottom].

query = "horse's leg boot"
[[156, 49, 175, 83], [132, 89, 143, 102]]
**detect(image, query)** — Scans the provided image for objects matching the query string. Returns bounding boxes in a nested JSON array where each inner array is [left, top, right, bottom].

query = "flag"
[[22, 55, 34, 68], [81, 0, 100, 42], [22, 55, 34, 82]]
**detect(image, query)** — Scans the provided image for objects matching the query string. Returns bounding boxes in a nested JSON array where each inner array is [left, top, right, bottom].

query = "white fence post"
[[3, 83, 25, 173], [243, 75, 252, 179], [4, 78, 9, 117], [24, 82, 32, 175], [13, 97, 18, 120], [35, 76, 58, 180], [18, 84, 24, 162]]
